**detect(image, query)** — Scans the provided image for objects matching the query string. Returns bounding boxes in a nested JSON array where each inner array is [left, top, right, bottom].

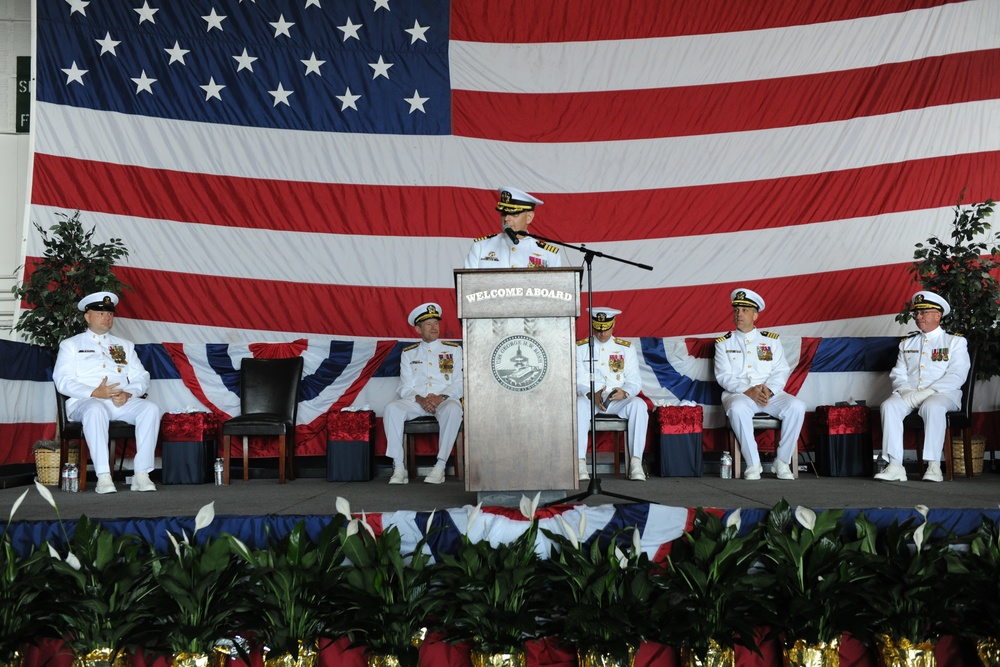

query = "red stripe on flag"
[[451, 0, 959, 42], [162, 343, 233, 419], [786, 337, 823, 396], [455, 51, 1000, 142], [29, 151, 1000, 241]]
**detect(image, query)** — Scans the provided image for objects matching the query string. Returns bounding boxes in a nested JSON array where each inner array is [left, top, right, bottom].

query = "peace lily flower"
[[519, 491, 541, 520], [794, 506, 817, 531], [725, 507, 742, 531]]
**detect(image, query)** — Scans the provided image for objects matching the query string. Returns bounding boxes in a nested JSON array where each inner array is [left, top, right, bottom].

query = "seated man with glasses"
[[464, 186, 562, 269]]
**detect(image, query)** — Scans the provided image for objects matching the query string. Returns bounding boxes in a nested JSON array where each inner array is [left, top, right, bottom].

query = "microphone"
[[504, 225, 520, 245]]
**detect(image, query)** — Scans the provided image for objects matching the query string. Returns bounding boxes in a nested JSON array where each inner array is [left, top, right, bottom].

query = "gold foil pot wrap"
[[680, 640, 735, 667], [0, 649, 25, 667], [470, 649, 527, 667], [977, 637, 1000, 667], [73, 648, 128, 667], [577, 644, 637, 667], [366, 655, 403, 667], [172, 649, 230, 667], [263, 640, 319, 667], [783, 638, 840, 667], [876, 635, 937, 667], [410, 628, 427, 648]]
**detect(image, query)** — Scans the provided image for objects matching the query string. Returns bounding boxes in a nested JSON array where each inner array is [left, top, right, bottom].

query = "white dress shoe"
[[389, 467, 409, 484], [772, 459, 795, 480], [628, 456, 646, 481], [874, 463, 908, 482], [743, 464, 762, 481], [922, 461, 944, 482], [578, 458, 590, 481], [130, 471, 157, 492], [95, 473, 117, 494], [423, 465, 446, 484]]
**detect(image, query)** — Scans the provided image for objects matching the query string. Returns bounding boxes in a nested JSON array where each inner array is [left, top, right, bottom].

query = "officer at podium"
[[464, 186, 562, 269]]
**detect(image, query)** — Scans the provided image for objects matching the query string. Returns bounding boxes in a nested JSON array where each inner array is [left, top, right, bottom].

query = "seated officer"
[[382, 303, 464, 485], [714, 288, 805, 480], [576, 307, 648, 481], [877, 290, 970, 483], [464, 186, 562, 268]]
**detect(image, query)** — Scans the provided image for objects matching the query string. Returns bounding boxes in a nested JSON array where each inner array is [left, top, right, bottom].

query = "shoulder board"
[[535, 241, 559, 253], [474, 234, 498, 242], [403, 343, 420, 351], [441, 340, 460, 347], [715, 332, 732, 343], [905, 331, 920, 339], [613, 338, 631, 347], [947, 331, 964, 337], [576, 338, 589, 346], [760, 330, 780, 339]]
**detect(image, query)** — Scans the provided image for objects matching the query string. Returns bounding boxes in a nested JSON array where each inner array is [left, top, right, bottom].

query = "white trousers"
[[576, 395, 649, 459], [382, 398, 464, 468], [68, 397, 161, 475], [722, 392, 805, 468], [880, 391, 960, 463]]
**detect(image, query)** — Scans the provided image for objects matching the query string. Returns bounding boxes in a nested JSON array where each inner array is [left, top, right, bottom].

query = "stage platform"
[[2, 459, 998, 524]]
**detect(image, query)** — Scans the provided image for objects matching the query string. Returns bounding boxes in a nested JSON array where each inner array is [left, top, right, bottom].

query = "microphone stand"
[[517, 230, 653, 506]]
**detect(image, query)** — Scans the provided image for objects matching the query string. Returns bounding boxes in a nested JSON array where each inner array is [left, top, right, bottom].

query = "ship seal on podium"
[[490, 335, 548, 392]]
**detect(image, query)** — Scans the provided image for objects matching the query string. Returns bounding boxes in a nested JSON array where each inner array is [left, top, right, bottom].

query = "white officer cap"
[[496, 186, 544, 214], [408, 302, 443, 326], [77, 291, 119, 313], [589, 307, 621, 331], [910, 290, 950, 317], [731, 288, 765, 312]]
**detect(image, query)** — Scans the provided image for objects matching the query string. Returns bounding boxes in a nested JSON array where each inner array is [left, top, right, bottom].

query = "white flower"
[[466, 503, 482, 535], [519, 492, 540, 520], [193, 502, 215, 533], [8, 488, 29, 522], [65, 551, 81, 571], [359, 512, 376, 539], [34, 480, 57, 509], [795, 506, 817, 531], [167, 531, 181, 557], [180, 529, 191, 546], [914, 523, 926, 551], [336, 497, 352, 519], [725, 508, 742, 531], [579, 510, 587, 538], [47, 543, 61, 561], [614, 546, 628, 569], [632, 526, 642, 553], [346, 519, 359, 538], [915, 504, 930, 520], [425, 510, 436, 534], [556, 515, 579, 549]]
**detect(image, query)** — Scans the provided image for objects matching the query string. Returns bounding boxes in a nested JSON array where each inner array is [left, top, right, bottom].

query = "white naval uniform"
[[576, 337, 648, 459], [880, 327, 970, 463], [464, 233, 563, 269], [714, 328, 805, 468], [383, 339, 464, 467], [52, 330, 161, 476]]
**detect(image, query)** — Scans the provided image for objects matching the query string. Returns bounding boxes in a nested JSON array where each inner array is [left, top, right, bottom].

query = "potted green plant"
[[435, 496, 548, 666], [11, 210, 131, 351], [757, 500, 877, 667], [1, 487, 54, 667], [231, 517, 352, 667], [858, 505, 963, 667], [653, 508, 768, 667], [543, 513, 659, 667], [336, 499, 441, 667], [948, 516, 1000, 666], [147, 502, 255, 666]]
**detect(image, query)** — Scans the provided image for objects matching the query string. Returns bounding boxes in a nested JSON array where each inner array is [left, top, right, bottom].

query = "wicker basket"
[[33, 444, 80, 486], [952, 435, 986, 476]]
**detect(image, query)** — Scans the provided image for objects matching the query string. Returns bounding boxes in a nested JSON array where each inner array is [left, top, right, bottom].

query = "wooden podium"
[[455, 268, 582, 492]]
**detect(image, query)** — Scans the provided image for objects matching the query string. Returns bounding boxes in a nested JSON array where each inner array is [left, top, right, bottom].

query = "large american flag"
[[24, 0, 1000, 345]]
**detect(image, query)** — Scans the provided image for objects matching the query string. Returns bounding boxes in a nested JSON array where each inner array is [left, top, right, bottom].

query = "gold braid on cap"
[[495, 190, 534, 214]]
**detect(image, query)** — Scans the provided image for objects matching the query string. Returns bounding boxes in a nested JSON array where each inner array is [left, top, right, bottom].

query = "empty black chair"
[[221, 356, 304, 484]]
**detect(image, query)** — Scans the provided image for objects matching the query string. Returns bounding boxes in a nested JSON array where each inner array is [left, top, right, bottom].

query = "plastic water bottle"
[[67, 463, 79, 493], [214, 458, 224, 485], [60, 463, 71, 491], [720, 451, 733, 479]]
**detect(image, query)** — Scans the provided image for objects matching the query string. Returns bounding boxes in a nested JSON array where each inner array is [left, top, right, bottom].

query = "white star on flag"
[[131, 70, 157, 94], [405, 89, 428, 113], [134, 1, 158, 25], [165, 42, 190, 65], [96, 33, 121, 56], [269, 83, 294, 107], [233, 49, 257, 73], [200, 77, 225, 101], [305, 0, 321, 7], [338, 18, 363, 41], [336, 87, 361, 111], [61, 61, 88, 85], [369, 55, 393, 79], [271, 15, 295, 38], [301, 53, 326, 76], [66, 0, 89, 16], [372, 0, 390, 11], [203, 8, 227, 32], [405, 20, 428, 44]]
